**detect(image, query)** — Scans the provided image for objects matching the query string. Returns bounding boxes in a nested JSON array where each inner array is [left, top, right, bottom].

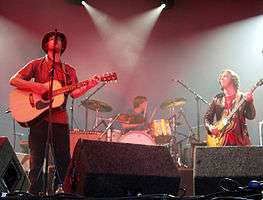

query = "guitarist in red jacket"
[[9, 31, 99, 195], [204, 69, 256, 146]]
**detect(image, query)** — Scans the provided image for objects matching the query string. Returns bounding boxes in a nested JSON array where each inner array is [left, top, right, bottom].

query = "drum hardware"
[[171, 131, 197, 168], [98, 113, 121, 142], [81, 99, 113, 130], [97, 116, 113, 121], [92, 118, 108, 131], [91, 116, 114, 133], [15, 131, 27, 152], [176, 108, 196, 139], [159, 96, 201, 167], [80, 83, 107, 130], [170, 108, 200, 168], [1, 109, 24, 151], [172, 79, 209, 142], [148, 106, 157, 123], [160, 97, 186, 133]]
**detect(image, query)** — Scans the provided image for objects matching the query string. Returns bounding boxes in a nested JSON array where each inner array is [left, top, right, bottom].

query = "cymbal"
[[160, 98, 186, 110], [81, 99, 112, 112], [117, 114, 145, 124]]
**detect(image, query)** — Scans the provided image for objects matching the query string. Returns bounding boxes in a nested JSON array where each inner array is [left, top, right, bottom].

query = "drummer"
[[119, 96, 148, 132]]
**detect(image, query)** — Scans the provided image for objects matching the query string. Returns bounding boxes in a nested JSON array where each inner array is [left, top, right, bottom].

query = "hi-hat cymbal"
[[160, 98, 186, 110], [81, 99, 112, 112]]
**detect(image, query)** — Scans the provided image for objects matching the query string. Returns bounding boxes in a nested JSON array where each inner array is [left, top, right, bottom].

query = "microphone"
[[52, 29, 59, 53]]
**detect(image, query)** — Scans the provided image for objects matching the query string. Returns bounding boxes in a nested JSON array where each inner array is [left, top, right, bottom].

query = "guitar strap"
[[61, 63, 68, 87], [39, 57, 46, 80], [237, 94, 244, 136]]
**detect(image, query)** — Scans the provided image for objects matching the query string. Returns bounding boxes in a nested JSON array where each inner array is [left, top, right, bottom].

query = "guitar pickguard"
[[35, 100, 50, 110]]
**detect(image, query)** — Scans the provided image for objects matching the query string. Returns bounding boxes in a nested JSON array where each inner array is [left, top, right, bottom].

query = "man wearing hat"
[[9, 31, 99, 195]]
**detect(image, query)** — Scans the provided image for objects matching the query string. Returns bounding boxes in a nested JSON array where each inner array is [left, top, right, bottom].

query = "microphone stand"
[[2, 110, 18, 151], [43, 29, 60, 195], [174, 79, 209, 142], [80, 83, 107, 130], [70, 99, 74, 130], [13, 118, 16, 151]]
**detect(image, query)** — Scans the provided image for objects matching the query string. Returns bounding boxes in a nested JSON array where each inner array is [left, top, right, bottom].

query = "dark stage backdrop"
[[1, 0, 263, 150]]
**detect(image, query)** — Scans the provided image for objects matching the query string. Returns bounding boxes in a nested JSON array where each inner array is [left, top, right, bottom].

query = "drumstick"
[[143, 103, 148, 118], [148, 107, 157, 123]]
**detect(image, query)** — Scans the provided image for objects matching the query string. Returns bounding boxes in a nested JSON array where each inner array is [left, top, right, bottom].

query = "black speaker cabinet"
[[64, 140, 180, 198], [194, 146, 263, 195], [0, 136, 30, 192]]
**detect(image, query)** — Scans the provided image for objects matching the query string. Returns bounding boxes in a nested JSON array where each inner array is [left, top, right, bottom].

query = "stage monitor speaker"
[[0, 136, 30, 193], [64, 140, 180, 198], [194, 146, 263, 195]]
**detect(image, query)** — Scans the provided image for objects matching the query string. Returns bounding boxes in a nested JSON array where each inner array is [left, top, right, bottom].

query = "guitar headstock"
[[100, 72, 118, 83], [256, 78, 263, 87]]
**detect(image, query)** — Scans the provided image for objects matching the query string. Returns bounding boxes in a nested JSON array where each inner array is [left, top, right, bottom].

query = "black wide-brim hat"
[[41, 31, 67, 54]]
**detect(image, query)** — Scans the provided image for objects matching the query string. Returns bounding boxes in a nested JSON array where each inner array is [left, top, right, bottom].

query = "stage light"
[[81, 1, 87, 6], [160, 0, 175, 10], [160, 3, 166, 9]]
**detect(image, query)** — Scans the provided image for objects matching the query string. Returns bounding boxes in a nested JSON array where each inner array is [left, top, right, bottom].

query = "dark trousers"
[[28, 121, 70, 195]]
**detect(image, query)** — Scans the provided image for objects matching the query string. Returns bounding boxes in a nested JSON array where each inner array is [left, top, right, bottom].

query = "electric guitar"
[[207, 78, 263, 147], [9, 72, 118, 127]]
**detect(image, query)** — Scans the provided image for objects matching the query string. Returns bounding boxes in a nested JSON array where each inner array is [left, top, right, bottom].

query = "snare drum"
[[150, 119, 171, 137], [118, 131, 155, 145]]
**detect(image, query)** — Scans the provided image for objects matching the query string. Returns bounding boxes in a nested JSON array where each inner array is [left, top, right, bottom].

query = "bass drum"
[[118, 130, 155, 145]]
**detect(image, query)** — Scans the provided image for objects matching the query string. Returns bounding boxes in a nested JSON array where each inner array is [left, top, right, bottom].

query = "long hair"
[[218, 69, 240, 91]]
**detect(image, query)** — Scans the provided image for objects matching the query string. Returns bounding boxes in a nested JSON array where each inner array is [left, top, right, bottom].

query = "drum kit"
[[75, 97, 193, 167], [80, 98, 185, 132]]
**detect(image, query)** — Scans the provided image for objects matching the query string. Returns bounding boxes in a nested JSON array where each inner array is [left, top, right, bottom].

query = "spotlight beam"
[[81, 2, 165, 70]]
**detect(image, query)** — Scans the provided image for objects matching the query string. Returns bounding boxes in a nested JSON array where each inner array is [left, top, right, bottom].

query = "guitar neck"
[[226, 84, 258, 120], [53, 80, 90, 96]]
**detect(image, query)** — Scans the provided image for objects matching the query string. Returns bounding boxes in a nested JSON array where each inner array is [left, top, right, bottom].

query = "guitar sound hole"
[[41, 92, 49, 101]]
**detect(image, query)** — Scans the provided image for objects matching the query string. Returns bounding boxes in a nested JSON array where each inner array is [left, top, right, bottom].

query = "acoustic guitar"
[[9, 72, 117, 127]]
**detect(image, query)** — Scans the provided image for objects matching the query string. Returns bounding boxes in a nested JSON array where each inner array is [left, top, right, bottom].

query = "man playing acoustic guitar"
[[204, 69, 256, 146], [9, 31, 99, 195]]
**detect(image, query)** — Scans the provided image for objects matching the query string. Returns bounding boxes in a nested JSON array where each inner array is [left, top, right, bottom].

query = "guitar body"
[[9, 80, 65, 127], [206, 114, 235, 147], [207, 134, 225, 147]]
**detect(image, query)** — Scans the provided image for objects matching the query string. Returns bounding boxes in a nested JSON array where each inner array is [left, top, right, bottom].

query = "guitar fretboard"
[[53, 80, 90, 96], [226, 83, 259, 121]]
